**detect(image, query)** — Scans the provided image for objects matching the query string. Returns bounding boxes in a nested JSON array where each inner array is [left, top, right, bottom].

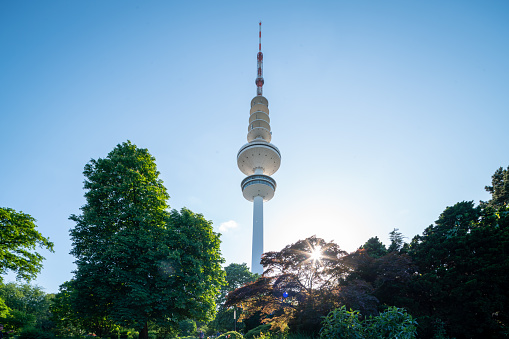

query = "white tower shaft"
[[252, 196, 264, 275]]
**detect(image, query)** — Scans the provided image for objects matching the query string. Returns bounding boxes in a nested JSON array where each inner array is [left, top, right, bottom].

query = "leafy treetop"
[[0, 207, 54, 282], [485, 165, 509, 207], [68, 141, 225, 339]]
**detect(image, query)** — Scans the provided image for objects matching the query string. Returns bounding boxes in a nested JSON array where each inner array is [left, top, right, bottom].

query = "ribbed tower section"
[[237, 22, 281, 275]]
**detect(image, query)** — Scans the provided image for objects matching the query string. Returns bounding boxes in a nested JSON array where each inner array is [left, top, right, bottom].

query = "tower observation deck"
[[237, 22, 281, 274]]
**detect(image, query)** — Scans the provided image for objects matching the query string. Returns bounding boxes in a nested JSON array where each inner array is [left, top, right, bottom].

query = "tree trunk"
[[139, 322, 148, 339]]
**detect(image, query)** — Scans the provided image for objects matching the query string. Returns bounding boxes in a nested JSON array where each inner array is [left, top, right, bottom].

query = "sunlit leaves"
[[0, 207, 54, 282]]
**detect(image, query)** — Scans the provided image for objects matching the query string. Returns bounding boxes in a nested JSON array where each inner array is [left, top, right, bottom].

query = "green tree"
[[209, 263, 257, 333], [178, 319, 196, 336], [485, 166, 509, 207], [222, 263, 258, 304], [0, 208, 54, 282], [408, 201, 509, 338], [50, 281, 92, 337], [2, 309, 36, 332], [387, 228, 404, 253], [69, 141, 224, 339], [0, 283, 54, 331], [360, 237, 387, 258], [343, 249, 414, 313], [0, 296, 9, 318]]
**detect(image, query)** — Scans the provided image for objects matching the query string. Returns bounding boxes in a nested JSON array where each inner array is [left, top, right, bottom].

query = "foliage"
[[2, 309, 36, 331], [17, 327, 54, 339], [0, 296, 9, 318], [178, 319, 196, 336], [221, 263, 258, 305], [364, 306, 417, 338], [342, 248, 414, 313], [244, 324, 271, 339], [484, 166, 509, 207], [226, 236, 349, 335], [387, 228, 404, 253], [407, 200, 509, 337], [0, 208, 54, 282], [272, 334, 316, 339], [319, 306, 416, 339], [0, 283, 53, 331], [360, 237, 387, 258], [50, 281, 87, 337], [217, 331, 244, 339], [251, 332, 287, 339], [208, 307, 244, 334], [210, 263, 257, 333], [282, 334, 316, 339], [319, 306, 363, 339], [68, 141, 225, 338]]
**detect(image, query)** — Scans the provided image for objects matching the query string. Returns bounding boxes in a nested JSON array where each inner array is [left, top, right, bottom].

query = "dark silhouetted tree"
[[485, 166, 509, 207], [408, 200, 509, 338], [226, 236, 350, 335], [360, 237, 387, 258]]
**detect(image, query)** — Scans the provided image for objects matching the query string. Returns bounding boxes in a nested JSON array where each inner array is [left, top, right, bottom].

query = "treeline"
[[1, 140, 507, 339], [224, 166, 509, 339]]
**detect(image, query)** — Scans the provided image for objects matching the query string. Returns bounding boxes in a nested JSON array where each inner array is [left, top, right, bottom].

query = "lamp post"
[[234, 307, 237, 332]]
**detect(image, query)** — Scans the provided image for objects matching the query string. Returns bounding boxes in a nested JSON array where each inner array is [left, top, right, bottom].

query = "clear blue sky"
[[1, 1, 508, 293]]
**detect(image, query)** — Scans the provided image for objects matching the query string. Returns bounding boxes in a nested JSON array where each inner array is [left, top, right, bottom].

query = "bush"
[[364, 306, 417, 338], [252, 332, 286, 339], [217, 331, 243, 339], [320, 306, 417, 339], [3, 309, 37, 331], [244, 324, 271, 339], [319, 306, 363, 339], [284, 334, 316, 339], [179, 319, 197, 336], [18, 327, 55, 339], [148, 330, 158, 339]]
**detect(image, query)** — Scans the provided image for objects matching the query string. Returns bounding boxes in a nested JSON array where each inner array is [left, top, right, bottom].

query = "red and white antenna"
[[255, 21, 264, 96]]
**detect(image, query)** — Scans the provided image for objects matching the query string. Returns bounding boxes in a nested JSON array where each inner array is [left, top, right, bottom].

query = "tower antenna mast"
[[256, 21, 264, 96]]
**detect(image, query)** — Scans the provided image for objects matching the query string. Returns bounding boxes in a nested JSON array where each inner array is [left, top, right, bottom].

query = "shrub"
[[319, 306, 363, 339], [364, 306, 417, 338], [179, 319, 197, 336], [244, 324, 271, 339], [252, 332, 287, 339], [3, 309, 37, 331], [320, 306, 417, 339], [284, 333, 316, 339], [18, 327, 55, 339], [217, 331, 244, 339], [147, 330, 158, 339]]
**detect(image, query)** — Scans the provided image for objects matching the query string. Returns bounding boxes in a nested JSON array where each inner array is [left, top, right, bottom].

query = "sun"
[[310, 246, 322, 261]]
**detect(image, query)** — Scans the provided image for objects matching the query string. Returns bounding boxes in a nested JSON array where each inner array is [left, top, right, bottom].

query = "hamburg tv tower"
[[237, 22, 281, 274]]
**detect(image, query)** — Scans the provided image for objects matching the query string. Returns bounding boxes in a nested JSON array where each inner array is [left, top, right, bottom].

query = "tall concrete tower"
[[237, 22, 281, 274]]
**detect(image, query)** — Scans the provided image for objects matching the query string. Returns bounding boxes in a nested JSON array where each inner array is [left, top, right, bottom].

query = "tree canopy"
[[406, 200, 509, 338], [226, 236, 350, 334], [208, 263, 258, 333], [360, 237, 387, 258], [68, 141, 224, 338], [0, 207, 54, 282], [0, 282, 54, 332], [484, 165, 509, 207]]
